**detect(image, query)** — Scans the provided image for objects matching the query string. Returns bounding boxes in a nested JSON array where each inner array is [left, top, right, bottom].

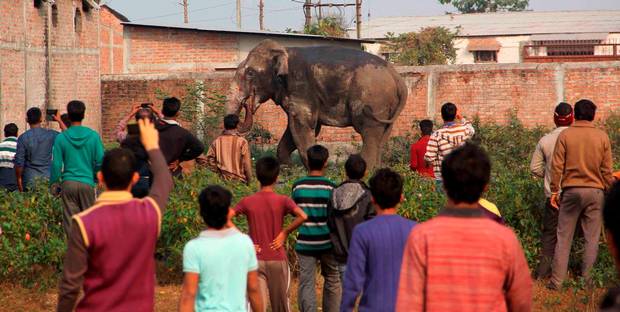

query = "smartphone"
[[127, 124, 140, 136], [141, 103, 153, 108], [46, 109, 58, 121]]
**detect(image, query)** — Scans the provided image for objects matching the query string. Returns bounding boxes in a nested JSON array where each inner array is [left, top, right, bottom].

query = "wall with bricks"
[[0, 0, 101, 134], [100, 5, 125, 75], [100, 62, 620, 144]]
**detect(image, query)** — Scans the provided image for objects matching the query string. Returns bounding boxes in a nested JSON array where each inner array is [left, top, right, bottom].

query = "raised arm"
[[57, 221, 88, 312], [116, 104, 141, 143], [140, 119, 173, 213]]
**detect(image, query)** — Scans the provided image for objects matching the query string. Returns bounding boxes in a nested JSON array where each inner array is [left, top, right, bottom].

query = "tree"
[[438, 0, 528, 13], [386, 27, 457, 66], [303, 16, 349, 38]]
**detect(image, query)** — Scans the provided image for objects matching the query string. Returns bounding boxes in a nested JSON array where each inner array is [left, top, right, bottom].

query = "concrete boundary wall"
[[101, 61, 620, 143]]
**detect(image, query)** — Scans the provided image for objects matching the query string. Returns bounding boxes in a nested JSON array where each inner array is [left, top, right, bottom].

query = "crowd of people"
[[0, 96, 619, 312]]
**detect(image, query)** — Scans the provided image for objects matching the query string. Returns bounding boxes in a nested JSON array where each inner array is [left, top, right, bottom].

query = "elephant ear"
[[271, 48, 289, 77]]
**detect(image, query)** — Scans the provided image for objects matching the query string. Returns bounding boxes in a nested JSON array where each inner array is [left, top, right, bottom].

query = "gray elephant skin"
[[227, 39, 408, 170]]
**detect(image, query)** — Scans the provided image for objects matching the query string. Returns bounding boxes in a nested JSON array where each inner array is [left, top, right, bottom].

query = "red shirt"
[[235, 191, 297, 261], [410, 135, 434, 178]]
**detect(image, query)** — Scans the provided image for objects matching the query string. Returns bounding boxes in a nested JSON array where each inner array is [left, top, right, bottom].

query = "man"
[[424, 102, 475, 191], [57, 118, 173, 312], [600, 181, 620, 310], [548, 99, 613, 289], [156, 97, 204, 177], [116, 103, 163, 143], [15, 107, 66, 191], [341, 168, 415, 312], [397, 143, 532, 311], [410, 119, 434, 178], [530, 102, 574, 279], [0, 123, 19, 191], [51, 101, 105, 236], [205, 114, 253, 184]]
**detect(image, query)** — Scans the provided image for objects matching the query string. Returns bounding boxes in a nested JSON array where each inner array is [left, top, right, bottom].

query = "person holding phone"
[[15, 107, 66, 192], [116, 103, 163, 143], [121, 108, 156, 198]]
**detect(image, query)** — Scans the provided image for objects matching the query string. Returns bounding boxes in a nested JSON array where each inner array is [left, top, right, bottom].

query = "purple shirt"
[[341, 214, 416, 312]]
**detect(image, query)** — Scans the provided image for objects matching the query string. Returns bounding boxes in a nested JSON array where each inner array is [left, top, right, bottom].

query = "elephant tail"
[[363, 75, 408, 124]]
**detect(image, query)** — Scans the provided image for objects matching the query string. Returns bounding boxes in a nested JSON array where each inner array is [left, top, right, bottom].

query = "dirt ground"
[[0, 280, 607, 312]]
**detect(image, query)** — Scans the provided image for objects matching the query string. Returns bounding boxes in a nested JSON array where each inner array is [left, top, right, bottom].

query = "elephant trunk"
[[226, 80, 255, 134], [237, 94, 255, 134]]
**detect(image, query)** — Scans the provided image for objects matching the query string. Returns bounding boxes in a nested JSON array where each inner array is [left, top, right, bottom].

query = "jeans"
[[338, 264, 347, 285], [296, 252, 342, 312], [61, 181, 96, 237], [434, 179, 443, 194]]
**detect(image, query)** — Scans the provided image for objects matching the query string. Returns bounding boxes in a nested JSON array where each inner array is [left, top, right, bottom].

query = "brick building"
[[0, 0, 101, 132]]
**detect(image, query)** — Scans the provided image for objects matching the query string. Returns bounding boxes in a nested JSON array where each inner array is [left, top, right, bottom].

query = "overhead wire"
[[132, 1, 235, 22]]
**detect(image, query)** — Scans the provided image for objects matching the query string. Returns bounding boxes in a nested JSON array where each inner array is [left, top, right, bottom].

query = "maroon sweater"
[[57, 149, 173, 312]]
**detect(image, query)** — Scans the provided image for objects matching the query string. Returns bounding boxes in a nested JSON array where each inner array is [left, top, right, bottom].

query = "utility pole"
[[236, 0, 242, 29], [304, 0, 312, 28], [355, 0, 361, 39], [182, 0, 189, 23], [318, 0, 322, 20], [259, 0, 264, 30]]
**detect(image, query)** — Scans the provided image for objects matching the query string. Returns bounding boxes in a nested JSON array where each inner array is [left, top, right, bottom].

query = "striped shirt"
[[292, 176, 336, 255], [424, 120, 475, 180], [205, 131, 253, 183], [0, 137, 18, 168], [396, 208, 532, 312]]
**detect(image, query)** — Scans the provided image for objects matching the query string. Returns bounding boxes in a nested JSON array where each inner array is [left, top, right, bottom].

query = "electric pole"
[[318, 0, 322, 20], [182, 0, 189, 23], [355, 0, 361, 39], [236, 0, 242, 29], [304, 0, 312, 28], [259, 0, 264, 30]]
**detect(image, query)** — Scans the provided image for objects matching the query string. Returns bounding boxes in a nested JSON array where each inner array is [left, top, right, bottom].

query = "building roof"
[[360, 10, 620, 39], [101, 4, 130, 23], [122, 21, 375, 43]]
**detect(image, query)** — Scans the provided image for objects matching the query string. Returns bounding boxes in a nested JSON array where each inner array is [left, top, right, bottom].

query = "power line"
[[132, 1, 234, 22]]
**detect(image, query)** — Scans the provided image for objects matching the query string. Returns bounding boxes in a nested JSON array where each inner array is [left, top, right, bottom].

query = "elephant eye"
[[245, 69, 256, 78]]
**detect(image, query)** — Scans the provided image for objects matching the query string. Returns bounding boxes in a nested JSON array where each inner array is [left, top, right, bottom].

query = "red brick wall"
[[0, 0, 101, 133], [101, 62, 620, 143], [124, 26, 238, 73], [100, 6, 125, 75]]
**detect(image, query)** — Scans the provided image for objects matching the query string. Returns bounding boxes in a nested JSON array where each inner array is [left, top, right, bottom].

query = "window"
[[473, 51, 497, 63], [537, 40, 597, 56], [51, 4, 59, 27], [74, 8, 82, 33]]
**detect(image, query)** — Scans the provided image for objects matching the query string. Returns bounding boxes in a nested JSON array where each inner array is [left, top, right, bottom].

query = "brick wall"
[[100, 6, 125, 75], [101, 62, 620, 143], [0, 0, 101, 133]]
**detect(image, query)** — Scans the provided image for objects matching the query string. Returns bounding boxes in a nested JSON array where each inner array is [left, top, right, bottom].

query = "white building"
[[359, 10, 620, 64]]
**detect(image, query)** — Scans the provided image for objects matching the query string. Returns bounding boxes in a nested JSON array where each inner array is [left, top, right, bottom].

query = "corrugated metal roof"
[[122, 22, 375, 43], [360, 10, 620, 39]]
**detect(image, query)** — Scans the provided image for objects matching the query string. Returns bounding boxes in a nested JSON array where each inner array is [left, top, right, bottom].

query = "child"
[[57, 118, 173, 312], [293, 145, 341, 312], [179, 185, 262, 312], [234, 156, 308, 312], [341, 168, 415, 312], [397, 143, 532, 311], [410, 119, 434, 178], [329, 154, 375, 280]]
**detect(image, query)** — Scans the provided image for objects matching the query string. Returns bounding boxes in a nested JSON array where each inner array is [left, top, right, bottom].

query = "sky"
[[103, 0, 620, 32]]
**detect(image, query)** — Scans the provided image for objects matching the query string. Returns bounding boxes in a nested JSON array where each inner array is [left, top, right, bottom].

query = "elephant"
[[226, 39, 408, 170]]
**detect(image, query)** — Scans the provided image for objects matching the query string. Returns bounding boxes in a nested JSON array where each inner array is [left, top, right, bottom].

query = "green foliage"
[[179, 81, 226, 146], [304, 16, 348, 38], [438, 0, 529, 13], [386, 27, 457, 66], [2, 115, 620, 289]]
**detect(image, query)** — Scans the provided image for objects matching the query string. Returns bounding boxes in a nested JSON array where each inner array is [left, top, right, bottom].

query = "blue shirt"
[[15, 127, 59, 185], [183, 228, 258, 311], [341, 215, 416, 312]]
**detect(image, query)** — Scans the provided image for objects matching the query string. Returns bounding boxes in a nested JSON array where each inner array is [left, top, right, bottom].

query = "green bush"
[[2, 115, 620, 289]]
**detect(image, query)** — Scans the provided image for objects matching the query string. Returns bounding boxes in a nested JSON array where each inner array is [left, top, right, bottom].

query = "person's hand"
[[254, 244, 262, 255], [150, 105, 164, 119], [456, 108, 463, 121], [550, 193, 560, 210], [52, 111, 62, 123], [130, 104, 142, 116], [270, 232, 286, 251], [138, 118, 159, 151]]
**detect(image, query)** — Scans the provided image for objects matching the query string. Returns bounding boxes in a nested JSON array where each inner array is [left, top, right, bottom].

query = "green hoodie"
[[51, 126, 104, 187]]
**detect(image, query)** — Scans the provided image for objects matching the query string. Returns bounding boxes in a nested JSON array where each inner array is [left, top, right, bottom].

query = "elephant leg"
[[360, 125, 387, 171], [377, 124, 395, 168], [288, 111, 317, 169], [277, 126, 297, 165]]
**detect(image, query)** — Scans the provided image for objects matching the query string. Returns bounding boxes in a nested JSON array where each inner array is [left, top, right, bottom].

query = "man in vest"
[[56, 118, 173, 312]]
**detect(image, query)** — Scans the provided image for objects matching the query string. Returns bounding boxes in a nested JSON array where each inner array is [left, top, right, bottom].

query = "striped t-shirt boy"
[[292, 175, 336, 254], [0, 136, 18, 191]]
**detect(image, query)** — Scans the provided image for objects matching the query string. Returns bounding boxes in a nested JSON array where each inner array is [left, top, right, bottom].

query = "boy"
[[341, 168, 415, 312], [206, 114, 253, 184], [51, 100, 105, 236], [234, 156, 308, 312], [424, 102, 475, 191], [410, 119, 434, 178], [0, 123, 19, 191], [57, 118, 173, 311], [179, 185, 262, 312], [293, 145, 341, 312], [397, 143, 532, 312], [156, 97, 204, 177], [329, 154, 375, 279]]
